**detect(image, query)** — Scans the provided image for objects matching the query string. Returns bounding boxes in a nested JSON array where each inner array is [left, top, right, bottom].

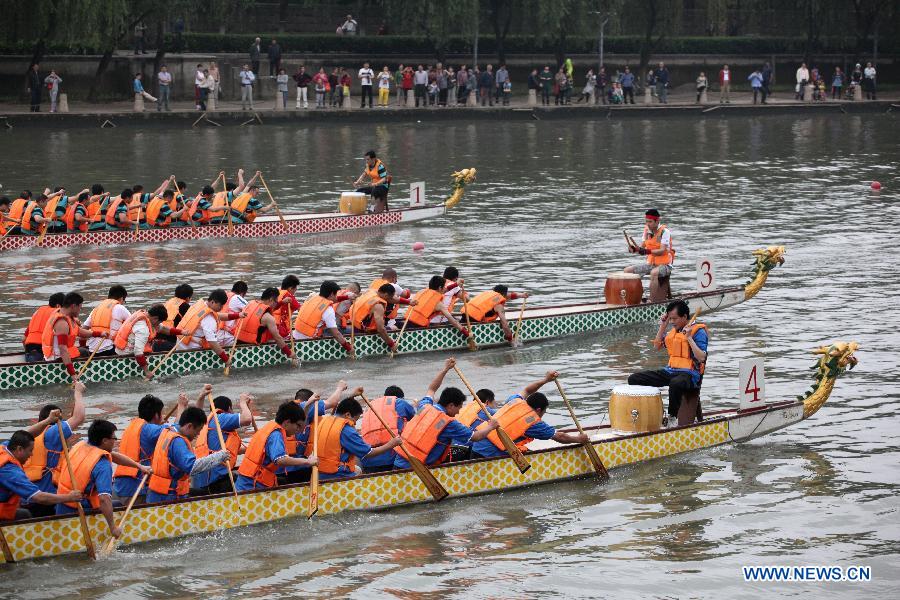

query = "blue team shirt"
[[235, 427, 287, 491], [56, 446, 113, 514], [282, 399, 325, 474], [0, 447, 41, 506], [112, 421, 171, 498], [30, 421, 72, 496], [664, 328, 709, 386], [360, 397, 416, 469], [191, 413, 241, 488], [393, 397, 476, 469], [145, 436, 197, 503], [471, 395, 557, 458], [319, 425, 372, 480]]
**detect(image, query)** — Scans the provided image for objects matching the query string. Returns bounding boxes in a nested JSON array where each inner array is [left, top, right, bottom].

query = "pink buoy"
[[412, 241, 425, 251], [871, 181, 882, 190]]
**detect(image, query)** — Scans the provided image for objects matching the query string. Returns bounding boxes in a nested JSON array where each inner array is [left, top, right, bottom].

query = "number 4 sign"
[[696, 258, 716, 292], [738, 358, 766, 411], [409, 181, 425, 207]]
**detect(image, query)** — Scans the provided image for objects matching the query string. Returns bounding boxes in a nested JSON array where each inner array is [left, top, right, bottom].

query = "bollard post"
[[343, 89, 351, 109], [467, 90, 477, 106], [134, 93, 145, 112], [699, 89, 708, 104], [644, 87, 653, 104], [528, 89, 537, 106], [406, 89, 414, 107], [804, 83, 814, 103], [58, 93, 69, 113]]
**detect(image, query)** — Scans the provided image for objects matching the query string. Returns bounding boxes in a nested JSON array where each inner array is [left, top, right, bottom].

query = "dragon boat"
[[0, 341, 858, 564], [0, 247, 786, 391]]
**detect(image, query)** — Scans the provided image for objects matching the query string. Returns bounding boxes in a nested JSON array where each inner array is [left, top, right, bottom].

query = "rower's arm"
[[426, 357, 456, 398], [275, 455, 317, 468], [469, 419, 499, 442], [110, 451, 151, 474], [262, 313, 289, 352], [99, 495, 120, 538], [25, 409, 61, 436], [522, 370, 559, 398], [686, 330, 708, 363], [497, 305, 512, 338], [236, 169, 246, 192], [238, 393, 253, 427], [364, 437, 402, 458], [552, 430, 590, 445], [55, 319, 77, 378], [196, 384, 212, 408], [436, 304, 465, 332], [325, 381, 349, 411], [372, 306, 393, 348], [153, 178, 169, 197]]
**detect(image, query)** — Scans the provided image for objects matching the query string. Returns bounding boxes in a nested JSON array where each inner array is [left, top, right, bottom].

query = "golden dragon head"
[[744, 246, 786, 300], [800, 342, 859, 417], [446, 168, 478, 209]]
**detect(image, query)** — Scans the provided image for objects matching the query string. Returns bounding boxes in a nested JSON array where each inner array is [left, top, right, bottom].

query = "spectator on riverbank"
[[276, 68, 289, 108], [414, 64, 427, 107], [157, 65, 172, 112], [656, 62, 669, 103], [208, 62, 220, 105], [340, 15, 358, 36], [864, 62, 877, 100], [597, 67, 608, 105], [620, 66, 635, 104], [718, 64, 731, 103], [313, 67, 328, 108], [577, 69, 596, 103], [134, 21, 147, 55], [27, 63, 42, 112], [198, 69, 213, 110], [328, 67, 339, 106], [495, 65, 509, 103], [268, 40, 282, 76], [645, 69, 656, 100], [194, 64, 205, 110], [44, 70, 62, 113], [850, 63, 862, 99], [239, 64, 255, 110], [539, 66, 553, 105], [479, 65, 495, 107], [831, 67, 843, 99], [762, 62, 773, 98], [795, 62, 809, 100], [528, 68, 539, 100], [748, 68, 763, 104], [293, 66, 311, 109], [133, 73, 157, 105], [340, 68, 352, 104], [456, 66, 468, 104], [394, 64, 405, 105], [696, 71, 707, 103], [402, 65, 414, 105], [447, 67, 458, 106], [377, 66, 392, 107], [358, 62, 375, 108], [249, 38, 261, 74], [436, 64, 449, 106]]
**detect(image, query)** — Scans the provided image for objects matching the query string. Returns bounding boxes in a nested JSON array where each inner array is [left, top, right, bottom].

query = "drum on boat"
[[339, 192, 368, 215], [609, 384, 663, 433], [604, 272, 643, 305]]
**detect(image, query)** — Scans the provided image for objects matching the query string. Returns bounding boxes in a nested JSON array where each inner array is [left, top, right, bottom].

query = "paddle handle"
[[308, 397, 319, 519], [555, 379, 609, 479], [259, 173, 288, 229], [459, 285, 477, 351], [224, 317, 245, 376], [208, 395, 242, 511], [349, 303, 356, 360], [101, 472, 148, 556], [58, 421, 96, 559], [147, 343, 179, 380], [391, 309, 413, 357], [74, 341, 103, 383], [512, 296, 528, 341], [0, 526, 13, 563]]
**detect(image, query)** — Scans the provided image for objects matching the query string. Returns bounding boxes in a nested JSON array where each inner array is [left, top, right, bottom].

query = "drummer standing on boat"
[[628, 299, 707, 424], [354, 150, 391, 213], [624, 209, 675, 302]]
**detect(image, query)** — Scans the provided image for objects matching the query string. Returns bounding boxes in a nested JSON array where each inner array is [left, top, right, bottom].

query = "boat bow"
[[801, 341, 859, 419]]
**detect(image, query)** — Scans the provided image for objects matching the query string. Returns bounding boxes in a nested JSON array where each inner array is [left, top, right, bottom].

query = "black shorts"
[[356, 185, 389, 199]]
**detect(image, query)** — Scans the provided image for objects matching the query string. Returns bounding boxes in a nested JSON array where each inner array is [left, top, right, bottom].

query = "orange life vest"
[[23, 305, 56, 346], [457, 401, 489, 428], [114, 310, 155, 353], [397, 404, 453, 465], [360, 396, 402, 446], [178, 301, 215, 348], [44, 196, 62, 224], [351, 290, 386, 331], [87, 299, 120, 336], [237, 421, 285, 488], [195, 410, 242, 469], [20, 201, 40, 234], [643, 224, 675, 266], [294, 294, 332, 338], [8, 198, 27, 223], [235, 300, 272, 344], [406, 288, 444, 327], [148, 429, 192, 497], [665, 323, 707, 374], [22, 429, 61, 484], [62, 201, 87, 232], [369, 278, 399, 319], [145, 196, 171, 227], [85, 199, 103, 225], [162, 297, 187, 328], [56, 441, 110, 509], [104, 196, 129, 228], [201, 191, 229, 223], [465, 291, 506, 322], [365, 158, 388, 185], [41, 310, 79, 360], [480, 398, 540, 452], [315, 415, 357, 475], [0, 448, 26, 519], [272, 289, 296, 332], [179, 194, 203, 224], [230, 192, 256, 221], [113, 418, 147, 478]]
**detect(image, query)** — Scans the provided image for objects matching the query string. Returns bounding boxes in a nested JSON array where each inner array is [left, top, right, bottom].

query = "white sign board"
[[409, 181, 425, 207], [696, 258, 717, 292], [738, 358, 766, 411]]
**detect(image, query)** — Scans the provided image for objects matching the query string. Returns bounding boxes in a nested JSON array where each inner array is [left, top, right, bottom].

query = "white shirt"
[[864, 67, 876, 79], [643, 226, 672, 250], [293, 305, 338, 340], [442, 285, 462, 310], [195, 70, 205, 86], [414, 70, 428, 85], [114, 319, 150, 356], [84, 304, 131, 353], [176, 314, 219, 350], [225, 294, 248, 333], [158, 71, 172, 86], [796, 67, 809, 83], [722, 70, 730, 82], [378, 72, 391, 89], [240, 70, 256, 86], [358, 68, 374, 86]]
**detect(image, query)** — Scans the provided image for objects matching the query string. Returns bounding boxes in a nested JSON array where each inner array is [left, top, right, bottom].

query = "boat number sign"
[[739, 358, 766, 410], [696, 258, 716, 292], [409, 181, 425, 208]]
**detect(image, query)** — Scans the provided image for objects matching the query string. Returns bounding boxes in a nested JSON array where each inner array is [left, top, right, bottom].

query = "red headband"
[[645, 214, 660, 220]]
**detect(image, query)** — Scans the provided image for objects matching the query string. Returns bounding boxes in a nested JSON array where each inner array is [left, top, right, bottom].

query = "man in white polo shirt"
[[358, 62, 374, 108], [83, 285, 131, 357], [240, 64, 256, 110]]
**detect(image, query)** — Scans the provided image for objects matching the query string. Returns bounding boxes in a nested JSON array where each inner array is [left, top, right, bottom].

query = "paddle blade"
[[582, 441, 609, 480], [467, 336, 477, 352], [496, 428, 531, 474], [511, 335, 522, 349], [307, 468, 319, 519], [407, 455, 449, 501]]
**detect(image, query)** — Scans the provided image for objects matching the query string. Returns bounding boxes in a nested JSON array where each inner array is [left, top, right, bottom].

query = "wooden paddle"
[[458, 284, 477, 351], [72, 341, 104, 385], [58, 421, 96, 559], [170, 178, 197, 233], [207, 394, 242, 512], [452, 366, 531, 474], [623, 228, 639, 251], [511, 296, 528, 348], [35, 219, 51, 246], [554, 379, 609, 480], [390, 308, 413, 357], [224, 317, 244, 377], [98, 472, 147, 558], [226, 201, 235, 236], [146, 343, 178, 380], [349, 303, 357, 360], [133, 202, 142, 240], [0, 525, 14, 563], [359, 394, 449, 501], [287, 306, 297, 360], [258, 173, 289, 232], [307, 397, 319, 519]]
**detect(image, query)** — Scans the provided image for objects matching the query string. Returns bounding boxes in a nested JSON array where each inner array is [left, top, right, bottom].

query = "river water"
[[0, 113, 898, 598]]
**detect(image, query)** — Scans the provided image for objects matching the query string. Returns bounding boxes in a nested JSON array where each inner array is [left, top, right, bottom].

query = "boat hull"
[[0, 287, 746, 391]]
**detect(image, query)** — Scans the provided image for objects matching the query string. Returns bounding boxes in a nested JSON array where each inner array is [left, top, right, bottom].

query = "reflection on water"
[[1, 114, 899, 597]]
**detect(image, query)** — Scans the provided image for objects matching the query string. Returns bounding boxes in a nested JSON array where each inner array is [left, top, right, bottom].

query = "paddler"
[[292, 280, 354, 354], [350, 283, 413, 352], [471, 371, 590, 459], [359, 385, 416, 473], [113, 304, 180, 379], [55, 419, 152, 542], [104, 188, 139, 230], [178, 185, 217, 226], [19, 191, 61, 236], [628, 299, 707, 424], [145, 407, 229, 503], [334, 282, 361, 328], [353, 150, 391, 213], [83, 285, 131, 357], [145, 189, 187, 228], [464, 285, 529, 343], [128, 179, 170, 227], [230, 287, 294, 358], [225, 171, 277, 224], [22, 292, 65, 363], [406, 275, 470, 337], [192, 392, 254, 495], [451, 388, 498, 461], [219, 281, 249, 343], [235, 401, 319, 491], [111, 390, 197, 504], [174, 289, 244, 368], [273, 275, 301, 338], [393, 358, 499, 470], [85, 185, 109, 231], [21, 381, 87, 517], [153, 283, 193, 352], [0, 196, 11, 235], [282, 382, 353, 484], [63, 191, 93, 233], [2, 427, 83, 521], [623, 208, 675, 302], [46, 186, 85, 233], [4, 190, 31, 235], [441, 266, 467, 312], [42, 292, 103, 380]]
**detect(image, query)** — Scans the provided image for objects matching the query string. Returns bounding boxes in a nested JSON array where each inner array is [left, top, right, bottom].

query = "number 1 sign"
[[409, 181, 425, 207], [738, 358, 766, 411]]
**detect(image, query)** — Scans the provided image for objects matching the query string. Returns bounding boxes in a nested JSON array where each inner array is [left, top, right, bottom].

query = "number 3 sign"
[[738, 358, 766, 411], [696, 258, 716, 291]]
